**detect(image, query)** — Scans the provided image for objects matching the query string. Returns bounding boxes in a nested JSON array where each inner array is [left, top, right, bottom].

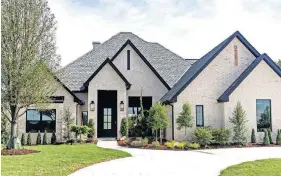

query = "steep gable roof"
[[53, 76, 83, 104], [83, 58, 131, 89], [161, 31, 261, 103], [58, 32, 194, 91], [218, 53, 281, 102], [111, 39, 171, 89]]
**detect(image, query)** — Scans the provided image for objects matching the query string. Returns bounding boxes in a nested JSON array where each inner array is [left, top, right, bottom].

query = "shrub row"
[[21, 131, 56, 146]]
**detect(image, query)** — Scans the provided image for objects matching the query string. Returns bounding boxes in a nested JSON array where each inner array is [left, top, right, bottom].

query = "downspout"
[[171, 104, 174, 140], [76, 103, 79, 125]]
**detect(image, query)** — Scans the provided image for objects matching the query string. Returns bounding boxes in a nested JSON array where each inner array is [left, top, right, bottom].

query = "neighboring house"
[[17, 31, 281, 143]]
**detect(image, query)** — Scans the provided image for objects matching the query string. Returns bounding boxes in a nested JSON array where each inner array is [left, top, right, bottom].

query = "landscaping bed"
[[1, 149, 40, 156]]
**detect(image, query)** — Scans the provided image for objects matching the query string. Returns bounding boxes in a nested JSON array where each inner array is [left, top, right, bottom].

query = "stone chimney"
[[92, 41, 101, 50]]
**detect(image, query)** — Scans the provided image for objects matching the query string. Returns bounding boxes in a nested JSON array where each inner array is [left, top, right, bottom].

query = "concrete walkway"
[[70, 141, 281, 176]]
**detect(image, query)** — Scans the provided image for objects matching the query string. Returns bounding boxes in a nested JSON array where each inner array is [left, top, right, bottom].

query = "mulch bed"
[[1, 149, 40, 156], [119, 143, 280, 151]]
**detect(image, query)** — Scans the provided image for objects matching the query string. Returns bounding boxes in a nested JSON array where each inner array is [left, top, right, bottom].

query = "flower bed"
[[1, 149, 40, 156]]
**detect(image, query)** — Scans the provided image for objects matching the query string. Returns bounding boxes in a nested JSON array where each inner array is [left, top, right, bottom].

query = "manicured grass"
[[1, 144, 131, 176], [220, 158, 281, 176]]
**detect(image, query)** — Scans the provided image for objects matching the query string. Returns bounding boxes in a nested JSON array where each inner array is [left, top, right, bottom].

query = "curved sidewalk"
[[70, 141, 281, 176]]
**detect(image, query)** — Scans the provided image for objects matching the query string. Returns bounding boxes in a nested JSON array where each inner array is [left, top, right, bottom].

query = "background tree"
[[176, 103, 193, 135], [1, 0, 61, 149], [61, 108, 74, 140], [277, 59, 281, 68], [229, 101, 248, 145], [148, 102, 169, 143]]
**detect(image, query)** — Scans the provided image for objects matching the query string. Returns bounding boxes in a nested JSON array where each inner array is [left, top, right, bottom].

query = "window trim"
[[196, 105, 204, 127], [127, 50, 130, 70], [256, 99, 272, 132], [26, 109, 56, 133]]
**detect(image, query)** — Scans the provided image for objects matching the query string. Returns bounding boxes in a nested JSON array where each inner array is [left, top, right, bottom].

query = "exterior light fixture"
[[90, 101, 95, 111], [120, 101, 124, 111]]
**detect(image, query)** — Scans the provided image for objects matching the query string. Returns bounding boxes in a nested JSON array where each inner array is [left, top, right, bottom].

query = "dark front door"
[[97, 90, 117, 137]]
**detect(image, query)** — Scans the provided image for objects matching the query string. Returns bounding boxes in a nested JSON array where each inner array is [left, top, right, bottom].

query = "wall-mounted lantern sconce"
[[90, 101, 95, 111], [120, 101, 124, 111]]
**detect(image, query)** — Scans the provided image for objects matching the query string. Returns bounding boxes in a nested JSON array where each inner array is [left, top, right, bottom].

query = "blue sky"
[[49, 0, 281, 66]]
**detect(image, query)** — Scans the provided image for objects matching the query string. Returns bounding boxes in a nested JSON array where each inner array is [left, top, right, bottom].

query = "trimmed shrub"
[[164, 141, 176, 149], [276, 129, 281, 145], [188, 143, 200, 149], [51, 131, 56, 144], [43, 130, 48, 145], [263, 130, 270, 145], [21, 133, 26, 146], [129, 138, 148, 148], [175, 141, 188, 149], [87, 119, 95, 138], [251, 129, 256, 143], [193, 127, 212, 147], [211, 128, 231, 145], [27, 132, 31, 146], [120, 118, 128, 137], [36, 131, 41, 145], [151, 141, 160, 148], [141, 137, 148, 146], [267, 129, 273, 144]]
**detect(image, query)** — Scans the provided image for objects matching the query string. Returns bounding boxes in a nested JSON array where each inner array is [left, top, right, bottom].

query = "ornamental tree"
[[61, 108, 74, 140], [148, 102, 169, 143], [176, 103, 193, 135], [229, 101, 248, 145], [1, 0, 61, 149]]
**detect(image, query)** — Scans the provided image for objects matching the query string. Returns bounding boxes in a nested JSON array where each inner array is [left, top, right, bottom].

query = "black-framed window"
[[82, 111, 88, 126], [26, 109, 56, 133], [127, 50, 130, 70], [128, 97, 152, 116], [256, 99, 271, 132], [196, 105, 204, 127]]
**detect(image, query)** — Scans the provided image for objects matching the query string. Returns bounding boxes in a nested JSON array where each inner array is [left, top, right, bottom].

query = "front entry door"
[[97, 90, 117, 137]]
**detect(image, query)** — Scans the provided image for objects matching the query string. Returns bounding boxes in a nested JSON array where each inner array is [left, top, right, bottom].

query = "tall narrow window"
[[196, 105, 204, 127], [234, 45, 238, 66], [82, 111, 88, 126], [256, 99, 271, 132], [127, 50, 130, 70]]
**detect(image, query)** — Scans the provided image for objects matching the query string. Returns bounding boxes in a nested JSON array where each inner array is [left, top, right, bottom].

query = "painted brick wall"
[[224, 60, 281, 143], [170, 37, 256, 141]]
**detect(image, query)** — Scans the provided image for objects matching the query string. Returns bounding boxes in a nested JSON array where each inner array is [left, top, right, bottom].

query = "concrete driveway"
[[70, 141, 281, 176]]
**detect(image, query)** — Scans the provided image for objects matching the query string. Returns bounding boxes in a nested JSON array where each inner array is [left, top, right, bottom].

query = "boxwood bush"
[[211, 128, 231, 145], [193, 127, 212, 147]]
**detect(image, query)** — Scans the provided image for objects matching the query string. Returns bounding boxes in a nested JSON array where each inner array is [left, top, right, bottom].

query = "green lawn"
[[220, 158, 281, 176], [1, 144, 131, 176]]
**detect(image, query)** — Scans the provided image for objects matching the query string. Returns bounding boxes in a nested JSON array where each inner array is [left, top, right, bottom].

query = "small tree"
[[251, 129, 256, 143], [263, 130, 270, 145], [36, 131, 42, 145], [27, 132, 31, 146], [43, 130, 48, 145], [61, 108, 74, 140], [148, 102, 169, 143], [87, 119, 95, 138], [21, 133, 26, 146], [276, 129, 281, 145], [176, 103, 193, 135], [229, 101, 248, 145], [51, 131, 56, 144], [267, 129, 273, 144], [120, 118, 128, 137], [70, 124, 89, 142]]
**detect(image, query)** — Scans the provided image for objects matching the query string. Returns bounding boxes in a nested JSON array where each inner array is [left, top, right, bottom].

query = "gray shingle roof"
[[58, 32, 196, 91]]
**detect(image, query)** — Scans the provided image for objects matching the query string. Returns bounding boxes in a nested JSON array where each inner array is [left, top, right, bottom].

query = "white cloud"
[[48, 0, 281, 66]]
